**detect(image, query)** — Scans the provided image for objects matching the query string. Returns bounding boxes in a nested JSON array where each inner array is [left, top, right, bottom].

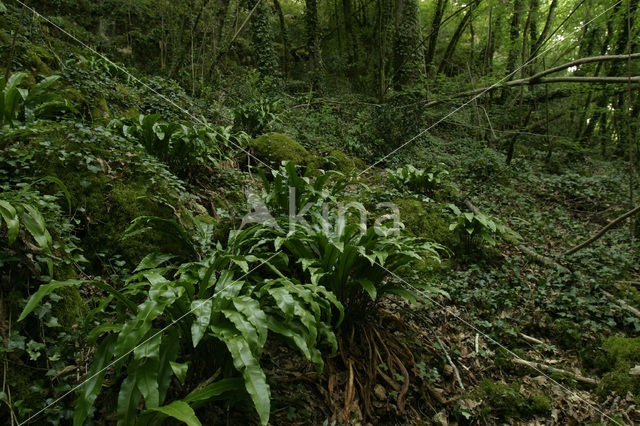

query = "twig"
[[602, 290, 640, 319], [435, 335, 465, 391], [511, 358, 598, 385], [564, 204, 640, 255], [519, 333, 546, 346]]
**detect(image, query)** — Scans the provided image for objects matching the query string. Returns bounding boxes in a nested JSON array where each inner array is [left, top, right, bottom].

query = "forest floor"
[[2, 8, 640, 425]]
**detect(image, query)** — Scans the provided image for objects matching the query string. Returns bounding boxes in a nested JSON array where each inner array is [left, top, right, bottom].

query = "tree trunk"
[[305, 0, 320, 89], [273, 0, 289, 77], [343, 0, 357, 78], [425, 0, 447, 73], [505, 0, 524, 76], [437, 0, 479, 76], [392, 0, 424, 87]]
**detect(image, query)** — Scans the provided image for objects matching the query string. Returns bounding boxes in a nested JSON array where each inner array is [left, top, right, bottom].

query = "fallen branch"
[[518, 244, 571, 274], [435, 335, 465, 391], [519, 333, 546, 346], [564, 204, 640, 256], [463, 199, 570, 273], [602, 291, 640, 319], [425, 53, 640, 107], [512, 358, 599, 385]]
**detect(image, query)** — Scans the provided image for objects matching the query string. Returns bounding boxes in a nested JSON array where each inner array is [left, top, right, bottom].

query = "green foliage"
[[394, 199, 455, 249], [388, 163, 451, 195], [0, 178, 71, 275], [249, 133, 310, 166], [448, 204, 521, 252], [1, 72, 75, 127], [256, 161, 349, 214], [233, 98, 280, 136], [19, 200, 342, 425], [240, 162, 443, 313], [110, 114, 245, 174]]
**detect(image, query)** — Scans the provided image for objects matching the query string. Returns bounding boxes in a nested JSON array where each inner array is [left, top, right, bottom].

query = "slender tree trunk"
[[376, 0, 392, 101], [273, 0, 289, 77], [506, 0, 524, 76], [483, 6, 495, 74], [529, 0, 557, 61], [425, 0, 447, 73], [437, 0, 479, 76], [343, 0, 357, 78], [305, 0, 320, 89]]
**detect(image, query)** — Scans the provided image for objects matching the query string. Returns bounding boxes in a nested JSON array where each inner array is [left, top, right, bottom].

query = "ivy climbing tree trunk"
[[392, 0, 424, 88], [249, 0, 279, 75]]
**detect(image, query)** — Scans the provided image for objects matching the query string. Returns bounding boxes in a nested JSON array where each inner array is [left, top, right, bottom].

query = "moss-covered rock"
[[394, 198, 454, 249], [249, 133, 310, 166], [596, 336, 640, 402]]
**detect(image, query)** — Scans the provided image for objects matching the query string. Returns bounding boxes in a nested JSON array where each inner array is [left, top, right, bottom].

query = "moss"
[[394, 198, 455, 249], [123, 106, 140, 120], [473, 379, 550, 419], [19, 45, 53, 75], [33, 132, 188, 266], [325, 150, 356, 172], [83, 181, 187, 266], [596, 336, 640, 402], [49, 263, 85, 330], [528, 394, 551, 413], [91, 97, 111, 121], [249, 133, 310, 166], [0, 28, 9, 44], [64, 87, 88, 107], [51, 286, 84, 330]]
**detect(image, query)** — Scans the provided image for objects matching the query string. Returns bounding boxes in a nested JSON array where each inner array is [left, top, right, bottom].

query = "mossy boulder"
[[249, 133, 310, 166], [596, 336, 640, 402], [394, 198, 455, 249]]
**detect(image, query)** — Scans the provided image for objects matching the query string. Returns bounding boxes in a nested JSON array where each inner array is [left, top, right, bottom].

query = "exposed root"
[[325, 309, 444, 424]]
